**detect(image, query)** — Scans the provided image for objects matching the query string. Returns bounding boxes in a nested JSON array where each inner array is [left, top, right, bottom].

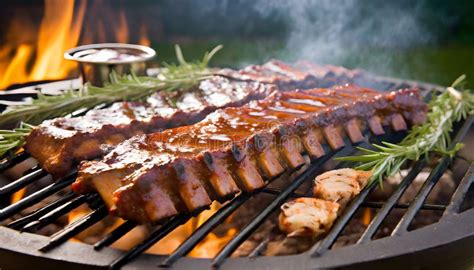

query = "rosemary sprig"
[[337, 75, 474, 186], [0, 122, 34, 157], [0, 44, 223, 158], [0, 44, 223, 126]]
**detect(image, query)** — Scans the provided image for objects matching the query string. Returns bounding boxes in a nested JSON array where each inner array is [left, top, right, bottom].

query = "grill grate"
[[0, 71, 472, 270], [110, 213, 191, 269], [443, 164, 474, 217], [21, 194, 94, 233], [357, 160, 425, 243], [0, 172, 76, 221], [94, 220, 137, 251], [0, 168, 47, 196], [161, 192, 251, 267], [7, 191, 77, 230]]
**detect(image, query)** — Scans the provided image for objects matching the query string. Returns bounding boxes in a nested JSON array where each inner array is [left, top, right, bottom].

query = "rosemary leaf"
[[0, 122, 34, 157], [337, 75, 474, 186]]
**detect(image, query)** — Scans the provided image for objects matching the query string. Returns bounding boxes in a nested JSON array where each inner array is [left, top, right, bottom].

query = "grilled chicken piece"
[[279, 168, 371, 238], [25, 76, 274, 177], [279, 197, 340, 238], [75, 85, 426, 223], [313, 168, 372, 208]]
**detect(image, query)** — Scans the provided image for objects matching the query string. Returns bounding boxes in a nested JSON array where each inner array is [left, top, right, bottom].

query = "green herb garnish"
[[337, 75, 474, 186], [0, 44, 222, 158], [0, 122, 34, 158]]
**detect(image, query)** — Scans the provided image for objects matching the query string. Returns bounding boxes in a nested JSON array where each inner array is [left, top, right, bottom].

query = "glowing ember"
[[10, 187, 26, 204], [361, 208, 372, 226]]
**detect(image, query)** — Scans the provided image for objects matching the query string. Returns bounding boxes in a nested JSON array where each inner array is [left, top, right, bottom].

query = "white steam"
[[253, 0, 433, 75]]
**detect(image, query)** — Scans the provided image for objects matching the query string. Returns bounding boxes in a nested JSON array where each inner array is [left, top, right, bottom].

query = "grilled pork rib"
[[217, 60, 363, 90], [74, 85, 427, 223], [25, 61, 372, 177], [25, 76, 275, 177]]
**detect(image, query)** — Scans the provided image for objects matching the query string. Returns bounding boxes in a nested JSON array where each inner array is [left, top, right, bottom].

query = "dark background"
[[1, 0, 474, 87]]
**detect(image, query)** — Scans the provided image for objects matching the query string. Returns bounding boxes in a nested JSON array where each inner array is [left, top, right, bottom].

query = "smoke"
[[160, 0, 445, 78], [252, 0, 433, 76]]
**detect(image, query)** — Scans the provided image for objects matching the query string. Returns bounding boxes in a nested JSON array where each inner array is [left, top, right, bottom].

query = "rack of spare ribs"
[[0, 61, 472, 270]]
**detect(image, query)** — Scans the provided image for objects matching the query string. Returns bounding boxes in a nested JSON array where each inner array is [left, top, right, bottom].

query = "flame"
[[114, 10, 130, 44], [189, 228, 237, 258], [362, 208, 372, 226], [68, 205, 127, 243], [187, 202, 237, 258], [0, 0, 151, 89], [146, 201, 237, 258], [11, 188, 27, 204], [0, 0, 86, 89], [139, 24, 151, 47], [66, 201, 237, 258]]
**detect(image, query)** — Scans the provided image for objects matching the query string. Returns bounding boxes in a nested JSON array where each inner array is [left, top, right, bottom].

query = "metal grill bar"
[[361, 201, 446, 211], [0, 172, 77, 221], [0, 168, 48, 196], [39, 205, 108, 252], [392, 117, 472, 236], [212, 149, 343, 268], [160, 193, 251, 267], [22, 164, 41, 175], [109, 213, 191, 270], [443, 164, 474, 217], [260, 187, 304, 198], [0, 152, 29, 172], [391, 158, 451, 235], [94, 220, 137, 251], [7, 191, 77, 230], [261, 185, 446, 211], [248, 236, 270, 258], [357, 160, 425, 244], [21, 193, 95, 232], [309, 182, 377, 257]]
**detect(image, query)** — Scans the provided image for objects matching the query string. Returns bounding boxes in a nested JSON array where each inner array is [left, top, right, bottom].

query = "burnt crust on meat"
[[74, 85, 427, 223]]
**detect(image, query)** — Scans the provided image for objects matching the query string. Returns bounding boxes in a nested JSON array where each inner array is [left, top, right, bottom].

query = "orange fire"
[[139, 25, 151, 47], [10, 188, 27, 204], [146, 201, 237, 258], [67, 201, 237, 258], [0, 0, 85, 89], [361, 208, 372, 226], [0, 0, 150, 89]]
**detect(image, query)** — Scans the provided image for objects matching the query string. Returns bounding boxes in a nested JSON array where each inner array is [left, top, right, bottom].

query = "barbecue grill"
[[0, 68, 472, 270]]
